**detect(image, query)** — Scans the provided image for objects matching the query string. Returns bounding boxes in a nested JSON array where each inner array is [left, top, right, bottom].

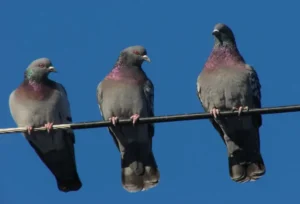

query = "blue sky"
[[0, 0, 299, 203]]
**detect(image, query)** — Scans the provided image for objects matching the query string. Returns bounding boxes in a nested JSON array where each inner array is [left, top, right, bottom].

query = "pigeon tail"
[[142, 151, 160, 191], [56, 174, 82, 192], [28, 141, 82, 192], [121, 142, 160, 192], [225, 129, 266, 183]]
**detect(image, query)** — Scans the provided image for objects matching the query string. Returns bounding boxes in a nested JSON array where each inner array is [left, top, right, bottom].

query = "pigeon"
[[9, 58, 82, 192], [197, 23, 266, 183], [97, 45, 160, 192]]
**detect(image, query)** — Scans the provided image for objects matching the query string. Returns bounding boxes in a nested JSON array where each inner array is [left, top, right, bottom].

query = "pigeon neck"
[[106, 63, 128, 78], [106, 61, 144, 83], [117, 52, 143, 67], [213, 36, 237, 48], [213, 39, 236, 48], [112, 58, 141, 72], [25, 69, 49, 84], [205, 45, 245, 70]]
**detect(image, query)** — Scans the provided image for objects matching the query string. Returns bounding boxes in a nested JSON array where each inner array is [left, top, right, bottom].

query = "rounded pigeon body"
[[97, 46, 160, 192], [197, 23, 266, 183], [9, 58, 82, 192]]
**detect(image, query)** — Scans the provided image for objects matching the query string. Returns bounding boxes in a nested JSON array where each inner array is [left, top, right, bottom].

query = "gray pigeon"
[[9, 58, 82, 192], [97, 45, 160, 192], [197, 23, 266, 183]]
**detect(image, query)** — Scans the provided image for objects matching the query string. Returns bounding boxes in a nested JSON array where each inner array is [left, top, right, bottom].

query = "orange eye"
[[39, 64, 45, 68], [133, 50, 140, 55]]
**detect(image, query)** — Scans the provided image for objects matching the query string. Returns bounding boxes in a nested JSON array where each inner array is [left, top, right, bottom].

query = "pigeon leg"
[[27, 126, 33, 135], [209, 107, 220, 119], [232, 106, 249, 116], [44, 122, 53, 133], [109, 116, 119, 126], [130, 114, 140, 125]]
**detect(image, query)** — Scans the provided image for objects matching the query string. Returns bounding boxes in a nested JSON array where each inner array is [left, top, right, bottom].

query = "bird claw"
[[27, 126, 33, 135], [210, 108, 220, 119], [232, 106, 249, 116], [130, 114, 140, 125], [109, 117, 119, 126], [44, 122, 53, 133]]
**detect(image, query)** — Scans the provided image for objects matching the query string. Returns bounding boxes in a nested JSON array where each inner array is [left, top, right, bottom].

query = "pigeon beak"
[[48, 66, 57, 73], [212, 29, 220, 36], [142, 55, 151, 63]]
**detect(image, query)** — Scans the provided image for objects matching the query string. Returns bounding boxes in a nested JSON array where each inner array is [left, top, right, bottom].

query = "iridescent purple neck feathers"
[[204, 46, 245, 70], [105, 63, 146, 84], [28, 80, 43, 92], [15, 79, 56, 101], [106, 64, 123, 79]]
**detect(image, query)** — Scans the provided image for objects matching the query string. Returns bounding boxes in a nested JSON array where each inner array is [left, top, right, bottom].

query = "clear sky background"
[[0, 0, 298, 203]]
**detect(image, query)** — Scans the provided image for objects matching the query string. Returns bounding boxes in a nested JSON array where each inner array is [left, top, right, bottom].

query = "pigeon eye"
[[38, 64, 45, 68], [133, 50, 140, 55]]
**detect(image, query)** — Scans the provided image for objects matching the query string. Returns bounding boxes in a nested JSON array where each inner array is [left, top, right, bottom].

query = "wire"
[[1, 104, 300, 135]]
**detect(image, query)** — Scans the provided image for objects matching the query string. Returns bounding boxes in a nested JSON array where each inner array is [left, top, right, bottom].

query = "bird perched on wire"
[[9, 58, 82, 192], [197, 23, 266, 183], [97, 45, 160, 192]]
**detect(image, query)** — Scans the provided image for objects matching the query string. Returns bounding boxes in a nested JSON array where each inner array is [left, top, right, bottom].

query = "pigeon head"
[[212, 23, 236, 47], [25, 58, 56, 81], [118, 45, 151, 66]]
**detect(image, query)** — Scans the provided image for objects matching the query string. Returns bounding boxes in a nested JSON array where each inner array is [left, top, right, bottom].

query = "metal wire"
[[1, 104, 300, 134]]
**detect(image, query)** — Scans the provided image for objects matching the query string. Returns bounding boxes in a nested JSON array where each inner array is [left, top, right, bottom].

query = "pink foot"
[[130, 114, 140, 125], [27, 126, 33, 135], [44, 122, 53, 133], [210, 108, 220, 118], [232, 106, 249, 116], [109, 116, 119, 126]]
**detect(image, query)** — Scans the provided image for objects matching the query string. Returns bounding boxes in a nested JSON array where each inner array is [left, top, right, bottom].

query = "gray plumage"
[[9, 58, 82, 192], [197, 23, 265, 182], [97, 46, 160, 192]]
